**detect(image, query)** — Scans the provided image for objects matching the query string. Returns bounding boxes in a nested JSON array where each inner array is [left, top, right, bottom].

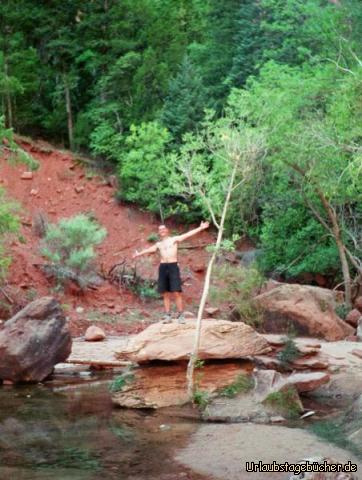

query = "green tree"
[[230, 59, 362, 305], [161, 56, 206, 142], [118, 121, 176, 221]]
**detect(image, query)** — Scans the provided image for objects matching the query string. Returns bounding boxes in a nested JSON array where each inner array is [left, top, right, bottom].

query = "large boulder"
[[116, 319, 271, 363], [254, 283, 354, 341], [0, 297, 72, 383]]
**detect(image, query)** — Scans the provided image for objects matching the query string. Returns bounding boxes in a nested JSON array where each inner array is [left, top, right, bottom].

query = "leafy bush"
[[0, 188, 19, 280], [147, 232, 159, 243], [41, 214, 107, 289], [277, 336, 300, 367], [210, 263, 265, 326], [0, 116, 39, 170], [258, 202, 340, 278]]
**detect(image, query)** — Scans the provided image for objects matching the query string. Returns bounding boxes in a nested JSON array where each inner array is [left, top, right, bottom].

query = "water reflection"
[[0, 380, 201, 480]]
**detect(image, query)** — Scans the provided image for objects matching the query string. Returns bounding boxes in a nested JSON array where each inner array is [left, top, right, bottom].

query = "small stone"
[[270, 416, 285, 423], [346, 335, 358, 342], [85, 326, 106, 342], [184, 311, 195, 319], [345, 309, 362, 328], [159, 424, 171, 431], [30, 189, 39, 196], [205, 307, 220, 317], [21, 171, 33, 180], [3, 379, 14, 385], [352, 349, 362, 359], [74, 185, 84, 194], [355, 296, 362, 312], [76, 306, 84, 314]]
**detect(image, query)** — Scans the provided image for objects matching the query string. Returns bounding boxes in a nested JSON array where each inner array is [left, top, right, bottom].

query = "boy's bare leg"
[[175, 292, 183, 313], [163, 292, 171, 313]]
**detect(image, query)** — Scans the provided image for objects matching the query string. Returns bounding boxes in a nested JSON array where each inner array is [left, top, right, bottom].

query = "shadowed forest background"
[[0, 0, 361, 301]]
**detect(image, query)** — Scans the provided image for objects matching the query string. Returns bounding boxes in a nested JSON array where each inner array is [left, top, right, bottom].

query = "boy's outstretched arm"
[[175, 221, 210, 243], [132, 244, 158, 259]]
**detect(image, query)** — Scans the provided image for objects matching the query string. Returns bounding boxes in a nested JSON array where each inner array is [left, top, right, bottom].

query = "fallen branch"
[[0, 287, 14, 304]]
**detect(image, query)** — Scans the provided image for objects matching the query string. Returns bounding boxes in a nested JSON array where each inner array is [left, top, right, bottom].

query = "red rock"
[[304, 342, 322, 349], [21, 171, 33, 180], [291, 356, 329, 370], [352, 349, 362, 359], [85, 326, 106, 342], [74, 185, 84, 194], [286, 372, 330, 393], [297, 346, 321, 356], [117, 320, 271, 363], [254, 283, 354, 341], [263, 334, 286, 347], [112, 361, 249, 408], [3, 380, 14, 385], [254, 355, 282, 370], [315, 273, 327, 287], [346, 335, 358, 342], [346, 309, 362, 327], [0, 297, 72, 383], [354, 296, 362, 312]]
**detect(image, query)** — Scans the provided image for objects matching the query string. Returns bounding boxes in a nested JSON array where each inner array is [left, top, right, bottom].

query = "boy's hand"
[[200, 221, 210, 230]]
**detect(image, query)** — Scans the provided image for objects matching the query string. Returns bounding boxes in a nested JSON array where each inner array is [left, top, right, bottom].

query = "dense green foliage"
[[41, 214, 107, 289], [1, 0, 361, 286]]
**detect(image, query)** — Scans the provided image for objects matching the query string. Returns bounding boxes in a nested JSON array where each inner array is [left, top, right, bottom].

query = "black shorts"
[[158, 262, 182, 294]]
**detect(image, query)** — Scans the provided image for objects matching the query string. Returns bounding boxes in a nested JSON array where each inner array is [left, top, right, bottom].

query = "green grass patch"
[[193, 389, 210, 410], [219, 374, 254, 398], [110, 372, 135, 393], [264, 387, 302, 419]]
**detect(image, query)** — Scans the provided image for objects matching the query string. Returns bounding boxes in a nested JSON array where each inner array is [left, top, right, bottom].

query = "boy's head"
[[158, 225, 169, 238]]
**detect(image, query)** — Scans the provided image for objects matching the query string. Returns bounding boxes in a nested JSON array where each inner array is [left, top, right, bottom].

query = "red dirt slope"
[[0, 138, 212, 336]]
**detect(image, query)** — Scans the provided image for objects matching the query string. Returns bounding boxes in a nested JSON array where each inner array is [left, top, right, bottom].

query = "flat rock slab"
[[116, 319, 271, 363], [68, 336, 133, 367], [176, 424, 362, 480]]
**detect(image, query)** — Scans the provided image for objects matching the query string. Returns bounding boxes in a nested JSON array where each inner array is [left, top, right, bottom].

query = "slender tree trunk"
[[4, 58, 13, 129], [186, 160, 239, 399], [316, 188, 352, 308], [288, 162, 352, 308], [64, 74, 74, 150]]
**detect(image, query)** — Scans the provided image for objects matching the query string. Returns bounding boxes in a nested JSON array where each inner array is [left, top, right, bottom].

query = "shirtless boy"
[[132, 221, 210, 322]]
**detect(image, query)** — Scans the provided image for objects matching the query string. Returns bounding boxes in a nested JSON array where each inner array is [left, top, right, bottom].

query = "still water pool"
[[0, 376, 205, 480]]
